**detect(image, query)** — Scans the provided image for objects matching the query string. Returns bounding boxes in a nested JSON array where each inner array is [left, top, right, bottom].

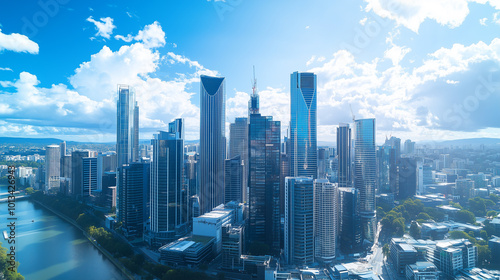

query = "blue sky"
[[0, 0, 499, 143]]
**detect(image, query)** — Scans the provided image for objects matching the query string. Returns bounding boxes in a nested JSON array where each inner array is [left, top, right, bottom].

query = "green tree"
[[456, 210, 476, 224], [417, 212, 432, 221], [449, 231, 475, 243], [424, 207, 445, 222], [469, 197, 487, 216], [24, 187, 35, 195], [0, 243, 24, 280], [480, 230, 488, 240], [477, 245, 491, 267], [490, 193, 499, 203], [487, 210, 497, 217], [382, 244, 390, 258], [409, 222, 421, 239]]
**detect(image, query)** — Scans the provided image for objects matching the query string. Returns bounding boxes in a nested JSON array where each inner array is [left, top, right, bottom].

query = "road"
[[367, 221, 393, 279]]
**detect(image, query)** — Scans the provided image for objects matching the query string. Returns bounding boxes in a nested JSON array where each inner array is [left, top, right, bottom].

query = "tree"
[[382, 244, 390, 258], [480, 230, 488, 240], [477, 245, 491, 267], [424, 207, 445, 222], [469, 197, 487, 217], [24, 187, 35, 195], [487, 210, 497, 217], [490, 194, 499, 203], [417, 212, 431, 221], [449, 231, 475, 243], [410, 222, 421, 239], [456, 210, 476, 224]]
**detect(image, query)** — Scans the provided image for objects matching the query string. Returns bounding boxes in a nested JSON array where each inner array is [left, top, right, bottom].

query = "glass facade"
[[82, 157, 97, 199], [150, 119, 188, 247], [339, 187, 362, 253], [337, 124, 351, 188], [229, 117, 248, 202], [200, 75, 226, 215], [354, 118, 377, 242], [117, 85, 139, 168], [284, 177, 314, 266], [290, 72, 317, 179], [118, 162, 150, 238], [248, 113, 281, 254], [313, 179, 338, 264], [224, 155, 243, 203], [71, 150, 90, 199]]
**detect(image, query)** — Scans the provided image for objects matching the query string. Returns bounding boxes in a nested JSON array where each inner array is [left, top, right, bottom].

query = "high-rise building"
[[229, 117, 248, 202], [377, 145, 398, 195], [398, 158, 417, 200], [149, 119, 188, 247], [284, 177, 314, 266], [337, 124, 351, 188], [225, 156, 243, 203], [117, 84, 139, 168], [313, 179, 338, 264], [82, 157, 97, 198], [354, 118, 376, 242], [200, 75, 226, 215], [60, 154, 71, 196], [290, 72, 317, 179], [97, 153, 117, 191], [117, 162, 150, 238], [45, 145, 61, 191], [71, 151, 90, 199], [385, 136, 401, 161], [404, 139, 415, 154], [339, 187, 362, 253], [60, 141, 66, 157], [317, 148, 330, 180], [248, 111, 281, 254]]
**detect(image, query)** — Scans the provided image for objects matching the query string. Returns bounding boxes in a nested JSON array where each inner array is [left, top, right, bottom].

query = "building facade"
[[313, 179, 338, 264], [337, 124, 351, 188], [45, 145, 61, 191]]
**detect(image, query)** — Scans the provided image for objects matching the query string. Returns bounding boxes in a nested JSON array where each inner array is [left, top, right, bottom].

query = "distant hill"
[[0, 137, 65, 145], [437, 138, 500, 146]]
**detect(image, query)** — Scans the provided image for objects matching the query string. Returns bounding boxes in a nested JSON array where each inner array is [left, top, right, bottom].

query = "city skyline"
[[0, 1, 499, 144]]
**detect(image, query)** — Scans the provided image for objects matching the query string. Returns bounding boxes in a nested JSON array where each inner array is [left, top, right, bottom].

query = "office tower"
[[117, 162, 150, 238], [97, 153, 117, 191], [339, 187, 362, 253], [45, 145, 61, 191], [149, 119, 188, 247], [82, 157, 97, 198], [284, 177, 314, 266], [60, 141, 66, 157], [384, 136, 401, 160], [60, 154, 71, 196], [314, 179, 338, 264], [221, 224, 244, 270], [455, 179, 474, 201], [248, 110, 281, 254], [200, 75, 226, 215], [377, 145, 398, 195], [317, 148, 329, 180], [440, 154, 451, 169], [417, 162, 433, 194], [185, 152, 199, 197], [225, 156, 243, 203], [337, 124, 351, 188], [290, 71, 317, 179], [71, 151, 90, 199], [398, 158, 417, 200], [404, 139, 415, 154], [102, 172, 117, 209], [229, 117, 248, 202], [354, 118, 376, 242], [117, 84, 139, 167]]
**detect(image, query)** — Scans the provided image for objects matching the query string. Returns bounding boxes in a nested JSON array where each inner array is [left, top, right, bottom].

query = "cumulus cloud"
[[86, 16, 116, 39], [364, 0, 500, 33], [115, 21, 166, 48], [0, 29, 39, 54], [480, 17, 488, 25]]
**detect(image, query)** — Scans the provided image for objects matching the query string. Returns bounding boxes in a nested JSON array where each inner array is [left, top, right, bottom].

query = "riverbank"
[[31, 199, 134, 280]]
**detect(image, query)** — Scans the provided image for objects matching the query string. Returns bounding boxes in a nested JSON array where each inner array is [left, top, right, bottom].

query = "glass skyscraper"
[[339, 187, 362, 253], [200, 75, 226, 215], [313, 179, 338, 264], [82, 157, 97, 199], [290, 72, 317, 179], [354, 118, 377, 242], [248, 110, 281, 254], [337, 123, 351, 188], [284, 177, 314, 266], [149, 119, 188, 247], [224, 155, 243, 203], [117, 84, 139, 168], [229, 117, 248, 202], [118, 161, 150, 238]]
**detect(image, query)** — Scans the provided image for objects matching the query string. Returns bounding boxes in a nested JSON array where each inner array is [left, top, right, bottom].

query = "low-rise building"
[[406, 261, 440, 280], [159, 235, 214, 267], [391, 238, 418, 276]]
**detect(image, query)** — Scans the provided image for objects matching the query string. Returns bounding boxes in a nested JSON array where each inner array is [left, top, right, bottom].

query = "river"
[[0, 185, 125, 280]]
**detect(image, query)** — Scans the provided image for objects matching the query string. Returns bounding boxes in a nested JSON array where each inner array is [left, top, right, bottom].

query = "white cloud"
[[86, 16, 116, 39], [359, 17, 368, 26], [494, 11, 500, 24], [446, 79, 459, 84], [479, 17, 488, 25], [0, 29, 39, 54], [384, 44, 411, 66], [305, 25, 310, 29], [0, 67, 12, 71], [364, 0, 500, 33], [115, 21, 166, 48]]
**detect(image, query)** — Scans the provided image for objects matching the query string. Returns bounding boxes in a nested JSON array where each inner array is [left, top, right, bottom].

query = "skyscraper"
[[45, 145, 61, 191], [354, 118, 377, 242], [149, 119, 188, 247], [200, 75, 226, 215], [117, 84, 139, 168], [82, 157, 97, 198], [229, 117, 248, 202], [314, 179, 338, 264], [290, 72, 317, 179], [339, 187, 362, 253], [284, 177, 314, 266], [225, 155, 243, 203], [118, 161, 150, 238], [248, 111, 281, 254], [337, 124, 351, 188], [71, 151, 90, 199], [398, 158, 417, 200]]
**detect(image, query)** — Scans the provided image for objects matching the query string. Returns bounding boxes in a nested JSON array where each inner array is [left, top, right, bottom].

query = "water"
[[0, 185, 125, 280]]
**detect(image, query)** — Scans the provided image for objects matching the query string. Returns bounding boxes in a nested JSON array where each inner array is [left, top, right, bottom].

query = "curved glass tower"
[[354, 118, 377, 242], [117, 85, 139, 167], [200, 75, 226, 215], [290, 72, 317, 179]]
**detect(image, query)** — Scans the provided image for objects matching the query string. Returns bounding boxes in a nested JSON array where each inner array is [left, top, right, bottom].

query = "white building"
[[314, 179, 338, 264], [45, 145, 60, 191], [193, 205, 234, 254]]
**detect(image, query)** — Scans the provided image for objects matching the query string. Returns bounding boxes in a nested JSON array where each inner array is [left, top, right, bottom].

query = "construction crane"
[[349, 104, 355, 122]]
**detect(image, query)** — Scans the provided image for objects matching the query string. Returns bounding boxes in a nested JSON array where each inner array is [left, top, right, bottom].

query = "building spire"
[[249, 66, 259, 115]]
